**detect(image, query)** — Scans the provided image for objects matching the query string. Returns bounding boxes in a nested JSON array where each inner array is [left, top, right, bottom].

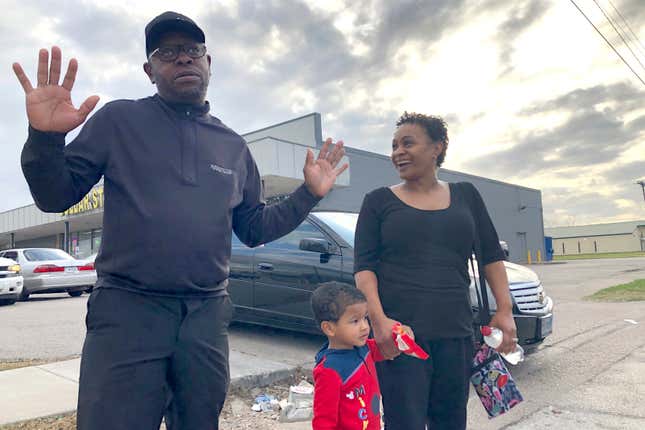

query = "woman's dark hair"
[[396, 112, 449, 167], [311, 282, 366, 326]]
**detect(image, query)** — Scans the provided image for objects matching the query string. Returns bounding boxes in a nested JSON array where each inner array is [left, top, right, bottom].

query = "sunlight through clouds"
[[1, 0, 644, 225]]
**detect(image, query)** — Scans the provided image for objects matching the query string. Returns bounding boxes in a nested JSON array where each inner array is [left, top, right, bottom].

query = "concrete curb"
[[231, 366, 301, 390], [526, 261, 568, 265], [0, 355, 310, 426]]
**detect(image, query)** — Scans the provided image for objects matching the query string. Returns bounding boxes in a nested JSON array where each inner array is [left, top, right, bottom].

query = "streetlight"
[[637, 180, 645, 203]]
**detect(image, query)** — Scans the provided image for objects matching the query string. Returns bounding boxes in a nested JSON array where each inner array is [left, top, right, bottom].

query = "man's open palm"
[[13, 46, 99, 133], [303, 138, 349, 198]]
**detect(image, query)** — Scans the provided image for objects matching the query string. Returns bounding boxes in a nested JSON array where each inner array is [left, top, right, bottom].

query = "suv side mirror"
[[299, 238, 334, 254]]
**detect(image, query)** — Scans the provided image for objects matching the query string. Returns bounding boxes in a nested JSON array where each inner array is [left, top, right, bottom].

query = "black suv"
[[230, 211, 553, 350]]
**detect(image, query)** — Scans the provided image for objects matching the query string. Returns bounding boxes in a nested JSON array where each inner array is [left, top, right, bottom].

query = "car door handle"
[[257, 263, 274, 271]]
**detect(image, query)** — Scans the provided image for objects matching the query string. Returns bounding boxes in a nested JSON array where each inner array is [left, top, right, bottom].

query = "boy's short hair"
[[311, 281, 367, 326]]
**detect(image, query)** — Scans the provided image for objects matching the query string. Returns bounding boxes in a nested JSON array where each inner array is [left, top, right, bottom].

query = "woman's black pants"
[[377, 336, 474, 430]]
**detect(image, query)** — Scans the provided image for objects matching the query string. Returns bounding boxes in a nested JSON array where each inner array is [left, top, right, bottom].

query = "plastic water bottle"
[[480, 326, 525, 365]]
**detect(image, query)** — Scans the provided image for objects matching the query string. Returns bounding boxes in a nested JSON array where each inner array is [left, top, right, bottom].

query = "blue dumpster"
[[544, 236, 554, 261]]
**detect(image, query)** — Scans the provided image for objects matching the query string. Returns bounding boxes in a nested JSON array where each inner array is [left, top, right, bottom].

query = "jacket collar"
[[154, 94, 210, 117]]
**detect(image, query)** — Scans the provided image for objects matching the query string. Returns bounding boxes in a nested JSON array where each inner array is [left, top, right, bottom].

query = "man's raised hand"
[[13, 46, 99, 133], [303, 138, 349, 198]]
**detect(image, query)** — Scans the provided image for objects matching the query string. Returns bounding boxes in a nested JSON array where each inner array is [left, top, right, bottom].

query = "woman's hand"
[[489, 311, 517, 354], [484, 261, 517, 354], [372, 316, 414, 359]]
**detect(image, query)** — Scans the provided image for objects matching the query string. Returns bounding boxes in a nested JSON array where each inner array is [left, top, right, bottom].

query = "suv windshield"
[[23, 248, 74, 262], [313, 212, 358, 247]]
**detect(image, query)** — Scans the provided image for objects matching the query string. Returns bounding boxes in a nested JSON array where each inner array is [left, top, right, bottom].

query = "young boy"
[[310, 282, 384, 430]]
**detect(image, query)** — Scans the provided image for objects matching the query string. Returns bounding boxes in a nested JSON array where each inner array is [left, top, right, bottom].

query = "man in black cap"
[[13, 11, 347, 430]]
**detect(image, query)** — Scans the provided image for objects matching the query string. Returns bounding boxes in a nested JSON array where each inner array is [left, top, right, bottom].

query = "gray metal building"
[[0, 113, 545, 263], [545, 221, 645, 255]]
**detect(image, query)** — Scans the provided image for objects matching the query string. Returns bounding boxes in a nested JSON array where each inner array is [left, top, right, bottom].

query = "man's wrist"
[[303, 183, 323, 199], [28, 125, 67, 139], [298, 183, 323, 202]]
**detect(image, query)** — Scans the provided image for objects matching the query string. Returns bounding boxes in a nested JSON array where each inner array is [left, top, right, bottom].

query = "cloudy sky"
[[1, 0, 644, 227]]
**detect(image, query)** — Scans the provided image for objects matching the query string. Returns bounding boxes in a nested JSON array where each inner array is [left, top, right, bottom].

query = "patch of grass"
[[0, 413, 76, 430], [0, 360, 49, 372], [586, 279, 645, 302], [554, 251, 645, 261]]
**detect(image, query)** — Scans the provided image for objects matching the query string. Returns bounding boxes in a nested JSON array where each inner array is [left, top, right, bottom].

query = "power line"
[[569, 0, 645, 86], [606, 0, 645, 58], [592, 0, 645, 74]]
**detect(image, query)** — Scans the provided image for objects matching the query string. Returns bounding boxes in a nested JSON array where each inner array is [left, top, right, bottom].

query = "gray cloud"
[[465, 82, 645, 178], [193, 0, 475, 148], [543, 190, 629, 227], [465, 109, 638, 177], [617, 0, 645, 29], [496, 0, 550, 76], [1, 0, 644, 227], [604, 160, 645, 183], [522, 83, 644, 116], [543, 171, 645, 228], [367, 0, 467, 70], [466, 81, 645, 226]]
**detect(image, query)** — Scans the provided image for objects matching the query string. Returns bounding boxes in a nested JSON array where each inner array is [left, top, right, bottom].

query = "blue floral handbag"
[[470, 343, 523, 418]]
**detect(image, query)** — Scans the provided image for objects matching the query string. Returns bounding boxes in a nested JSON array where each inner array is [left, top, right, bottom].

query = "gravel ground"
[[0, 370, 313, 430]]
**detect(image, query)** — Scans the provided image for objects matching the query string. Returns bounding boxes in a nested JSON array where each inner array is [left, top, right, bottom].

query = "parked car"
[[0, 248, 96, 300], [499, 240, 510, 259], [80, 253, 98, 293], [0, 256, 24, 305], [229, 211, 554, 351], [83, 253, 98, 266]]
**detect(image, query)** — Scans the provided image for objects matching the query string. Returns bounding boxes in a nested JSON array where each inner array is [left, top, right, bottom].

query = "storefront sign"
[[61, 185, 104, 216]]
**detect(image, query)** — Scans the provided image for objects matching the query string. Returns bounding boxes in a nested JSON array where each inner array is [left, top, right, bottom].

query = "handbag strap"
[[462, 182, 491, 326], [470, 251, 491, 326]]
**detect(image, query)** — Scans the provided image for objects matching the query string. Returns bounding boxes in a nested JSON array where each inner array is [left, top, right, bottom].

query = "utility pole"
[[638, 180, 645, 203]]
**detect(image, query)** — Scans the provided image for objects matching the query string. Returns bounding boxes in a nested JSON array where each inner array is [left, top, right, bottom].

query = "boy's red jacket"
[[312, 339, 384, 430]]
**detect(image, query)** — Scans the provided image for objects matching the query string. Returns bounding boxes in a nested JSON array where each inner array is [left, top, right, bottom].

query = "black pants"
[[377, 336, 474, 430], [77, 287, 233, 430]]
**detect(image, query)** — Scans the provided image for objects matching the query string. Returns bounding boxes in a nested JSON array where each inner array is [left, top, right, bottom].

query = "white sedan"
[[0, 248, 96, 300], [0, 256, 23, 305]]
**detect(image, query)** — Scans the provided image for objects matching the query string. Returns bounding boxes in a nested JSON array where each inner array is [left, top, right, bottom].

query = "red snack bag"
[[392, 323, 429, 360]]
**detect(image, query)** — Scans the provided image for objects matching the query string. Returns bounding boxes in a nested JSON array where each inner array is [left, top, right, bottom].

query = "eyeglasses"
[[149, 44, 207, 62]]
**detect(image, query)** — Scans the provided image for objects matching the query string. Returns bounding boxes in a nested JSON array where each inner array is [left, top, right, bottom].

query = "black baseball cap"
[[145, 11, 205, 57]]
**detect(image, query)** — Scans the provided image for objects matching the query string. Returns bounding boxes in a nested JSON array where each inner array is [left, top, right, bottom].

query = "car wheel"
[[19, 288, 30, 301], [0, 299, 16, 306], [85, 286, 94, 294], [68, 291, 83, 297]]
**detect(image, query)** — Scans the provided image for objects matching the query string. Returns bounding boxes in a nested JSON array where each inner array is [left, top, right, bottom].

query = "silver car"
[[0, 248, 96, 300], [468, 257, 554, 352]]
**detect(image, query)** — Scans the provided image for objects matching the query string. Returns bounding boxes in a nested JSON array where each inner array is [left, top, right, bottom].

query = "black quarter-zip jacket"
[[21, 95, 320, 297]]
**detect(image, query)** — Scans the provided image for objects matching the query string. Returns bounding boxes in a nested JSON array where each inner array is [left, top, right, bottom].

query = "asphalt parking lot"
[[467, 257, 645, 429], [1, 257, 644, 429]]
